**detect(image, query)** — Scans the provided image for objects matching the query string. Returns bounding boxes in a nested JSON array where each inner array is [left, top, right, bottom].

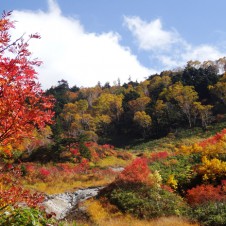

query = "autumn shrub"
[[39, 167, 51, 178], [199, 128, 226, 148], [186, 183, 226, 205], [116, 158, 151, 185], [100, 157, 189, 219], [0, 185, 44, 209], [176, 128, 226, 158], [150, 151, 169, 162], [197, 156, 226, 182]]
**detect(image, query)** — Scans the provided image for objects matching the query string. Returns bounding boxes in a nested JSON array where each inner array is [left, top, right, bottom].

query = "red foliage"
[[186, 183, 226, 205], [199, 129, 226, 148], [150, 151, 169, 162], [0, 12, 54, 146], [222, 180, 226, 192], [57, 160, 89, 174], [71, 148, 79, 156], [102, 144, 115, 150], [39, 167, 51, 177], [161, 184, 174, 193], [25, 163, 35, 173], [0, 163, 44, 208], [117, 158, 151, 184], [0, 186, 44, 208], [73, 158, 89, 173]]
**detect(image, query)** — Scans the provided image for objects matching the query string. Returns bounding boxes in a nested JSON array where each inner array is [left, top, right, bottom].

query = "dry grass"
[[81, 199, 199, 226], [94, 216, 199, 226], [24, 175, 115, 194]]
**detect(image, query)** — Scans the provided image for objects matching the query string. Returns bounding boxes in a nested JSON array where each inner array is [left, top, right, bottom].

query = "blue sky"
[[1, 0, 226, 89]]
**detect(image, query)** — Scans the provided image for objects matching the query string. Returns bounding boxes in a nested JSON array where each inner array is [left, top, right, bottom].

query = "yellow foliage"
[[176, 133, 226, 157], [149, 170, 162, 188], [198, 156, 226, 181], [134, 111, 152, 128], [84, 199, 109, 223], [167, 175, 178, 189]]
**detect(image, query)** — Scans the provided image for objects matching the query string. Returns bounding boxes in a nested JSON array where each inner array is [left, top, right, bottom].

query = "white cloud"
[[124, 16, 226, 69], [124, 16, 182, 51], [9, 0, 152, 89], [182, 45, 224, 62]]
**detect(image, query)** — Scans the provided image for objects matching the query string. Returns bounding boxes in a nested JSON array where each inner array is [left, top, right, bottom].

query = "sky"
[[1, 0, 226, 89]]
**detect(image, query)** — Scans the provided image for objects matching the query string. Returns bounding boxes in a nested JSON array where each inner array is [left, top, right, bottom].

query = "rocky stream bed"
[[43, 186, 104, 220]]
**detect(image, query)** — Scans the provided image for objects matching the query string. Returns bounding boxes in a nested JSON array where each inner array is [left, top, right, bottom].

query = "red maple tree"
[[0, 11, 54, 146]]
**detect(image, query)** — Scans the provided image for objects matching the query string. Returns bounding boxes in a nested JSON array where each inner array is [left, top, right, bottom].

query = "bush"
[[102, 185, 189, 219], [0, 206, 54, 226], [186, 184, 225, 205], [116, 158, 151, 185], [191, 201, 226, 226], [148, 154, 197, 191]]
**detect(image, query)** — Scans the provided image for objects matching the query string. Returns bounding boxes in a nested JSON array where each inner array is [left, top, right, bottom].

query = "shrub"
[[116, 158, 151, 185], [0, 186, 44, 209], [150, 151, 169, 162], [191, 201, 226, 226], [186, 184, 225, 205], [148, 154, 195, 191], [104, 185, 189, 219], [0, 206, 54, 226], [197, 156, 226, 182]]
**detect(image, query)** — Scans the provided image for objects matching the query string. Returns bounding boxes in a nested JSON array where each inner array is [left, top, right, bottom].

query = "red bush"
[[117, 158, 151, 184], [39, 167, 51, 177], [150, 151, 169, 162], [186, 184, 226, 205]]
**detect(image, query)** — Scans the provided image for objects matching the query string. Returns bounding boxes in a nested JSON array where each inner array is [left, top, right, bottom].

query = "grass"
[[95, 156, 131, 168]]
